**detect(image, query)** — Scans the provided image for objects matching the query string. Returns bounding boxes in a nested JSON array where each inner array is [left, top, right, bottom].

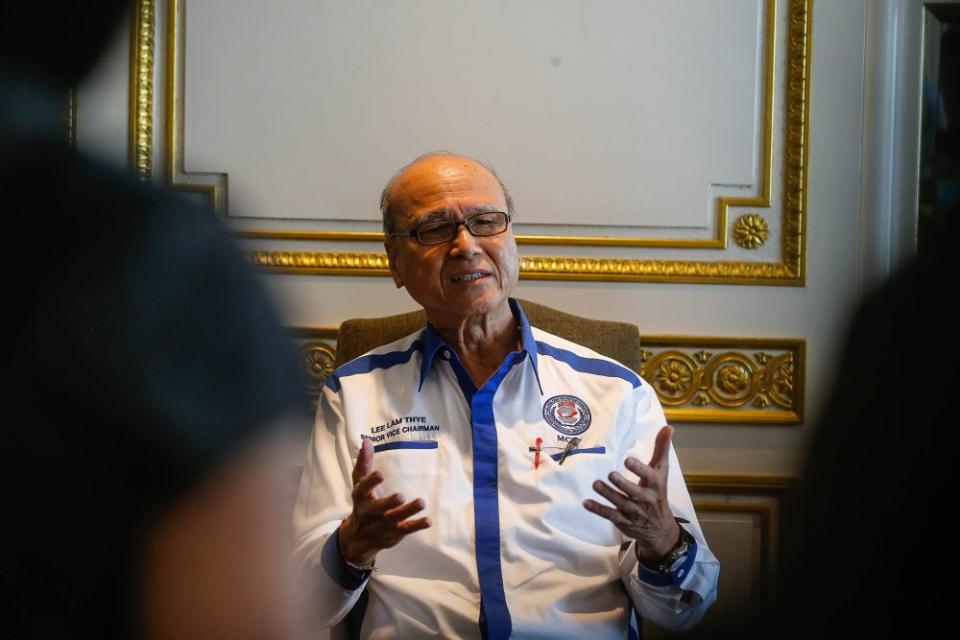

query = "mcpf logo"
[[542, 395, 592, 436]]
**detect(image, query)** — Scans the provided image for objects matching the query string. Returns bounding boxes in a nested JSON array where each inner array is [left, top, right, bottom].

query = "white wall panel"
[[185, 0, 763, 232]]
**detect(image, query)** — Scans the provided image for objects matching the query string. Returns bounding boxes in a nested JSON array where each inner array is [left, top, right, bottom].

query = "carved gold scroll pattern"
[[640, 337, 804, 424]]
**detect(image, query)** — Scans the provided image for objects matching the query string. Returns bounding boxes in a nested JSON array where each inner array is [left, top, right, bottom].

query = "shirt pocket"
[[538, 443, 621, 545], [370, 441, 441, 502], [539, 441, 613, 492]]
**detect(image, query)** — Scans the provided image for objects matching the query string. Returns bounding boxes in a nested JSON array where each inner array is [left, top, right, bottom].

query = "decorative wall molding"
[[251, 250, 803, 285], [163, 0, 228, 209], [734, 214, 770, 249], [67, 90, 78, 146], [292, 328, 338, 397], [685, 474, 792, 623], [136, 0, 814, 285], [640, 336, 804, 424], [291, 328, 804, 424], [129, 0, 155, 180]]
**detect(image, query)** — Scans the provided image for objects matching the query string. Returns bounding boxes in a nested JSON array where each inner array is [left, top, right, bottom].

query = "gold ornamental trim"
[[709, 0, 777, 248], [516, 256, 798, 284], [129, 0, 155, 180], [299, 342, 338, 395], [164, 0, 227, 209], [249, 250, 801, 285], [250, 251, 392, 276], [640, 336, 804, 424], [67, 90, 78, 146], [291, 328, 804, 424], [151, 0, 812, 283], [783, 0, 812, 281], [734, 214, 770, 249]]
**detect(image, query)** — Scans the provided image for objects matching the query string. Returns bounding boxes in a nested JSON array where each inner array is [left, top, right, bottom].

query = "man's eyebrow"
[[417, 205, 502, 223], [463, 205, 503, 215], [419, 210, 451, 223]]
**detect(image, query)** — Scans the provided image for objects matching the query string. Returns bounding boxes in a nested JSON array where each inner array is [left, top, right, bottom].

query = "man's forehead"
[[392, 155, 506, 213]]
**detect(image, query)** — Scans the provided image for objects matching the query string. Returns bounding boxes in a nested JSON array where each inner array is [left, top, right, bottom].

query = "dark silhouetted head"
[[0, 1, 132, 87]]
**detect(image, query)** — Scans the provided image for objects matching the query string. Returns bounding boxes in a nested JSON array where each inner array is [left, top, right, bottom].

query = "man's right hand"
[[339, 438, 431, 567]]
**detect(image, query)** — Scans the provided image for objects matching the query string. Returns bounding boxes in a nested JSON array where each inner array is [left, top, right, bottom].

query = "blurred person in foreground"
[[2, 2, 307, 638], [294, 152, 719, 638], [679, 24, 960, 640], [772, 25, 960, 639]]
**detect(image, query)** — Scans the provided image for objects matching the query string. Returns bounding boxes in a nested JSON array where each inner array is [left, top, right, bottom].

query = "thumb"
[[649, 425, 673, 471], [353, 437, 375, 482]]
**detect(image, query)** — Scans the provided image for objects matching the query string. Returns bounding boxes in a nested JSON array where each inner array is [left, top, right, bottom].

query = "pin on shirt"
[[557, 437, 581, 465], [529, 436, 582, 467]]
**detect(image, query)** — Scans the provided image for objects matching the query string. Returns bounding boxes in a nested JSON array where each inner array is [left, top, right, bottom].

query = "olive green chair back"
[[335, 298, 641, 374]]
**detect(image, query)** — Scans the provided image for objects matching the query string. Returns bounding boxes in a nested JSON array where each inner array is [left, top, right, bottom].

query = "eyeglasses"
[[389, 211, 512, 245]]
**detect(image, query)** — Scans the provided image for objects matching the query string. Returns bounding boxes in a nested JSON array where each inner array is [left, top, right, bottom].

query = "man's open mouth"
[[451, 271, 490, 282]]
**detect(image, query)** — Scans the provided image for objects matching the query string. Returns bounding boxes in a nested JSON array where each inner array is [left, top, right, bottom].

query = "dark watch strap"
[[640, 522, 694, 573]]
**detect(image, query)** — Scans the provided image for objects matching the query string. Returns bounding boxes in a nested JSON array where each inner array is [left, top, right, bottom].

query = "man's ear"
[[384, 239, 404, 289]]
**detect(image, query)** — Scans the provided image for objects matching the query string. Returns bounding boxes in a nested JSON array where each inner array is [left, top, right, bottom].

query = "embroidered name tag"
[[362, 415, 441, 445]]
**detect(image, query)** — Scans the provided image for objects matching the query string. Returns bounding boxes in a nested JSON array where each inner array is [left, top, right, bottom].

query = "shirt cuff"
[[321, 527, 372, 590], [636, 541, 699, 588]]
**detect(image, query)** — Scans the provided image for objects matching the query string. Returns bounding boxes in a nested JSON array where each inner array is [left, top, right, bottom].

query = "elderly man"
[[294, 153, 719, 638]]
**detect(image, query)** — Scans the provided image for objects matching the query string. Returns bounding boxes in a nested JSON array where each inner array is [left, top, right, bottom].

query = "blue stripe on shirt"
[[467, 352, 527, 640], [326, 340, 423, 392], [372, 441, 438, 452], [536, 340, 641, 388]]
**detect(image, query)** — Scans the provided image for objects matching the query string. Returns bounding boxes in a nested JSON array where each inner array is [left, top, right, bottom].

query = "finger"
[[648, 425, 673, 471], [363, 492, 406, 516], [592, 480, 644, 517], [352, 437, 375, 483], [608, 471, 656, 505], [624, 457, 660, 489], [384, 498, 427, 522], [377, 517, 432, 550], [582, 498, 632, 527], [351, 470, 383, 500], [395, 516, 432, 535]]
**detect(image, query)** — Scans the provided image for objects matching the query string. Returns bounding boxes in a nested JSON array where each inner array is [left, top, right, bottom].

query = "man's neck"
[[429, 303, 519, 388]]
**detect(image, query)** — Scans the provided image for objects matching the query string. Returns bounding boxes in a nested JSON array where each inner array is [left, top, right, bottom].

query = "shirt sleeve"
[[614, 383, 720, 631], [293, 384, 371, 628]]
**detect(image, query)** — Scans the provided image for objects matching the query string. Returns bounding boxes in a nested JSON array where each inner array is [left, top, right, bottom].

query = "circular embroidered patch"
[[542, 395, 592, 436]]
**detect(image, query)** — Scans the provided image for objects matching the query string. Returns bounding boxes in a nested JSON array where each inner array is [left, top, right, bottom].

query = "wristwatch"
[[639, 522, 693, 573]]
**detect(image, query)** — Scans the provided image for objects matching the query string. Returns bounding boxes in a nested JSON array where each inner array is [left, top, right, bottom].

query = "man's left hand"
[[583, 425, 681, 563]]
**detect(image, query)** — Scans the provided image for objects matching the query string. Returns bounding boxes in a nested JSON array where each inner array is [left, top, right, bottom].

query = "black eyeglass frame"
[[388, 211, 513, 245]]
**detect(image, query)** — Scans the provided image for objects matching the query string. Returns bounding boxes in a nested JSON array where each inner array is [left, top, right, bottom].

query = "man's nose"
[[449, 223, 481, 257]]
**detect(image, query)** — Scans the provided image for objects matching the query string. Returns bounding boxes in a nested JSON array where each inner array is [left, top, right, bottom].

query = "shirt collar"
[[417, 298, 542, 393]]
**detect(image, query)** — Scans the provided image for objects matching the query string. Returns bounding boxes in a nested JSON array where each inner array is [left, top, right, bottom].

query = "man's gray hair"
[[380, 151, 515, 234]]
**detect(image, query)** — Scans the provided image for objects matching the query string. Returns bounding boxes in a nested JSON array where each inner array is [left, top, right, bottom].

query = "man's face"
[[384, 155, 519, 325]]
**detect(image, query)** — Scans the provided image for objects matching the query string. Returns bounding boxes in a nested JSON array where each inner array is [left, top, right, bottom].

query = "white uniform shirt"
[[295, 300, 719, 639]]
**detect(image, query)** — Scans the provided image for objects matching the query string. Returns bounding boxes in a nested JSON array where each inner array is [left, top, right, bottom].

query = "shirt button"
[[442, 350, 451, 360]]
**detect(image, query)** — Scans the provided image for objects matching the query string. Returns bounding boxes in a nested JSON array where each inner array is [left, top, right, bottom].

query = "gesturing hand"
[[339, 438, 431, 566], [583, 425, 681, 563]]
